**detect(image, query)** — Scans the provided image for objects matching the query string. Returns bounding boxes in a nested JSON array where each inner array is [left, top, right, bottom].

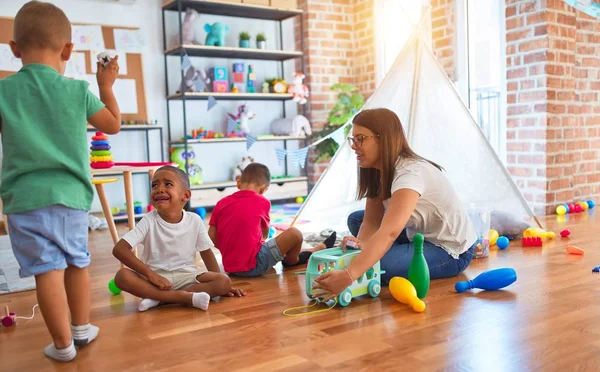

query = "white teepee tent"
[[291, 30, 539, 234]]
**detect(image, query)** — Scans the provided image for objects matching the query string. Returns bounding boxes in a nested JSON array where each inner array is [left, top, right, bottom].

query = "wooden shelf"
[[169, 135, 307, 145], [191, 176, 307, 190], [87, 125, 161, 131], [162, 0, 303, 21], [166, 44, 303, 61], [167, 92, 294, 101]]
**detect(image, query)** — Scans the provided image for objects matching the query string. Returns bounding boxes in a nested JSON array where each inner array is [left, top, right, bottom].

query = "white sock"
[[138, 298, 160, 312], [44, 341, 76, 362], [71, 323, 99, 347], [192, 292, 210, 311]]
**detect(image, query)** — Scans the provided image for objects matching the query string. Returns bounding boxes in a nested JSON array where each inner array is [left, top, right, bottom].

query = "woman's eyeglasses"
[[346, 135, 379, 147]]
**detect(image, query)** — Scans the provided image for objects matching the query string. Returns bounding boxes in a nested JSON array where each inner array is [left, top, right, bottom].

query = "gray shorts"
[[231, 238, 283, 277]]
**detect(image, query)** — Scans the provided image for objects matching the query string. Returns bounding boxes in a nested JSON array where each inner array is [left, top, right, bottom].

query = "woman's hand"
[[311, 269, 354, 302], [341, 236, 361, 251]]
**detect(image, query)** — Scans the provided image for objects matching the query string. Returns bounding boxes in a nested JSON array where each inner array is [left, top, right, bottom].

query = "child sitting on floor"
[[208, 163, 336, 277], [112, 166, 245, 313]]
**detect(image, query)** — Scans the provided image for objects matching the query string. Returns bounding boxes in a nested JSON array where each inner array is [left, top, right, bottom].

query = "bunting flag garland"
[[181, 53, 192, 71], [275, 148, 287, 166], [290, 147, 309, 169], [227, 117, 238, 134], [246, 134, 257, 150], [332, 128, 346, 146], [207, 96, 217, 111]]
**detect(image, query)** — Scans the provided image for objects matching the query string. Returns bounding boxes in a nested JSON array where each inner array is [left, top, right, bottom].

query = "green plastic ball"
[[108, 278, 122, 295]]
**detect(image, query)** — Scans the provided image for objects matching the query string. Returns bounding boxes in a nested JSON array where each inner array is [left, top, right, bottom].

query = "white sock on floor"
[[71, 323, 99, 347], [44, 341, 76, 362], [138, 298, 160, 312], [192, 292, 210, 311]]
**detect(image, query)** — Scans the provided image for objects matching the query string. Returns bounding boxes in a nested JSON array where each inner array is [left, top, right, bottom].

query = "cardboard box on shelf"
[[243, 0, 270, 6], [270, 0, 297, 8]]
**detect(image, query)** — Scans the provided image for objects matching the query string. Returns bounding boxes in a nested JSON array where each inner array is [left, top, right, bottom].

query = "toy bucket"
[[466, 205, 492, 258]]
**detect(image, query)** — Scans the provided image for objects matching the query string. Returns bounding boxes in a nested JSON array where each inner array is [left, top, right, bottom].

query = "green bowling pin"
[[408, 233, 430, 299]]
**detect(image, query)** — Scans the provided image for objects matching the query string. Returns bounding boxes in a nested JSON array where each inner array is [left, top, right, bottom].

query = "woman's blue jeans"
[[347, 210, 474, 285]]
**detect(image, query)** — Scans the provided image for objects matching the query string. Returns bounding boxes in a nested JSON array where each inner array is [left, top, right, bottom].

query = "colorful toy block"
[[522, 236, 542, 247]]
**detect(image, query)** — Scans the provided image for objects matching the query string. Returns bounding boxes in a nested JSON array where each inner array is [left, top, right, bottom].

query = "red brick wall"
[[505, 0, 600, 215], [298, 0, 376, 187], [431, 0, 456, 81]]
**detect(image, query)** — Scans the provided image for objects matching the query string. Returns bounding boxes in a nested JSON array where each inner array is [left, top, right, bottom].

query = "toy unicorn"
[[288, 73, 309, 105], [226, 104, 255, 135]]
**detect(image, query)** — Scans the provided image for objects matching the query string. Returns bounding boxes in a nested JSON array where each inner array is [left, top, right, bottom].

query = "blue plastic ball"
[[195, 207, 207, 220], [587, 200, 595, 209], [497, 236, 510, 250]]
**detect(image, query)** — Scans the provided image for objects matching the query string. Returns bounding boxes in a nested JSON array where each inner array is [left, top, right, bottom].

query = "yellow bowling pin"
[[523, 227, 555, 239], [389, 277, 426, 313]]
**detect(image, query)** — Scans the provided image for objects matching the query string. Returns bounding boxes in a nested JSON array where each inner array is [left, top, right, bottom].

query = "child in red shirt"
[[209, 163, 336, 276]]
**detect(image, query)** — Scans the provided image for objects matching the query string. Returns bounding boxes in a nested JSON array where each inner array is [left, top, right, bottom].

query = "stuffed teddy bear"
[[288, 73, 309, 104], [177, 65, 210, 93], [270, 115, 312, 136], [182, 8, 201, 45], [204, 22, 229, 47], [232, 156, 254, 182]]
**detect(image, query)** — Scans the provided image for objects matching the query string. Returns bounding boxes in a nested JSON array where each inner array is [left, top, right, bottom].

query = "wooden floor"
[[2, 212, 600, 371]]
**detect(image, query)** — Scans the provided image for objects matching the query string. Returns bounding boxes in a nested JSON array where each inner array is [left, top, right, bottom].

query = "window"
[[456, 0, 507, 162], [374, 0, 423, 85]]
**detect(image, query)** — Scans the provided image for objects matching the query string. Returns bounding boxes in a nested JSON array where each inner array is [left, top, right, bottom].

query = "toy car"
[[305, 247, 385, 307]]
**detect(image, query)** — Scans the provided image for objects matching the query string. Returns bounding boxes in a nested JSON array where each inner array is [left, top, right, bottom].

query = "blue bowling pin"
[[455, 268, 517, 293]]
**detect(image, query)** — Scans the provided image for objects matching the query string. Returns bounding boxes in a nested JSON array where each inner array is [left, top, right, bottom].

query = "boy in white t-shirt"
[[112, 166, 245, 312]]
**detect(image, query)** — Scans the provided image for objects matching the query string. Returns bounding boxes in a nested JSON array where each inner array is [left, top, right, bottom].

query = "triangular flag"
[[227, 117, 238, 133], [181, 54, 192, 71], [275, 148, 287, 166], [207, 96, 217, 111], [332, 127, 346, 146], [246, 134, 257, 150], [290, 147, 309, 169]]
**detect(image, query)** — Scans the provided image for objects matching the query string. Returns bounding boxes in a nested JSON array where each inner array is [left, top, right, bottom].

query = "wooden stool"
[[92, 178, 120, 245]]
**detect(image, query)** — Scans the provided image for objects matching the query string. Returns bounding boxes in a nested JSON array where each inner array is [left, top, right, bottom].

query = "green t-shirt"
[[0, 64, 105, 214]]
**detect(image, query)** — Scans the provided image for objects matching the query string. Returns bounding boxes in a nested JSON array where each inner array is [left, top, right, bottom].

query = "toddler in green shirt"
[[0, 1, 121, 363]]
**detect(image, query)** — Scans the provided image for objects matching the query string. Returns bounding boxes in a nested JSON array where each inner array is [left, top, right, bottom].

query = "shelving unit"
[[161, 0, 308, 209], [87, 125, 164, 163]]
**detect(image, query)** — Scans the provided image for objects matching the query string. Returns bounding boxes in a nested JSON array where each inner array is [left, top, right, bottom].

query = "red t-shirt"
[[209, 190, 271, 272]]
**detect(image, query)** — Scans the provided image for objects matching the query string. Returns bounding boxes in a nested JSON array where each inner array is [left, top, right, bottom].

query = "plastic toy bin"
[[466, 205, 491, 258]]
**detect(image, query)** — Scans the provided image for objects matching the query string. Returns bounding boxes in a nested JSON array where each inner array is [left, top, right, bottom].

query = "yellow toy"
[[389, 277, 426, 313], [489, 229, 499, 246], [523, 227, 555, 240]]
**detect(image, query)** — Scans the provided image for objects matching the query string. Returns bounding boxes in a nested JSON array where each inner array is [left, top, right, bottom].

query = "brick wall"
[[505, 0, 600, 215], [298, 0, 376, 187], [431, 0, 456, 81]]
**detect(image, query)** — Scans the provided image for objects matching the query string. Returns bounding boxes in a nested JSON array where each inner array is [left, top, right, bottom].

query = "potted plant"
[[256, 33, 266, 49], [239, 32, 250, 48], [308, 83, 365, 162]]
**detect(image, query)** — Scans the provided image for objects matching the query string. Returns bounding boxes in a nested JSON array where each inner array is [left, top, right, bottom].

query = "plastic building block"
[[522, 236, 542, 247]]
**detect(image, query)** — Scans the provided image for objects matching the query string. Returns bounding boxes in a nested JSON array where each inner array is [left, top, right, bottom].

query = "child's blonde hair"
[[14, 1, 71, 52]]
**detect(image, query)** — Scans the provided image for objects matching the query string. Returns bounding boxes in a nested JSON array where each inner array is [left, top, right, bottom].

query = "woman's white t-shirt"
[[382, 158, 477, 258]]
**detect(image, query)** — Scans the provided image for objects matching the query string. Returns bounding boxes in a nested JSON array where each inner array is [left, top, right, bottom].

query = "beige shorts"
[[153, 268, 205, 290]]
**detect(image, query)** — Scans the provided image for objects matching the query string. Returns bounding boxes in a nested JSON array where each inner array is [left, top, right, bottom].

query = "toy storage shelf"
[[169, 135, 306, 145], [191, 176, 307, 190], [165, 45, 303, 61], [167, 92, 294, 101], [87, 125, 161, 131], [162, 0, 303, 21]]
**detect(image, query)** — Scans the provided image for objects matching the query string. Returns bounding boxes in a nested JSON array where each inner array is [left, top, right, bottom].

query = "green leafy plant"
[[239, 32, 250, 41], [327, 83, 365, 125], [308, 83, 364, 162], [256, 33, 266, 42]]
